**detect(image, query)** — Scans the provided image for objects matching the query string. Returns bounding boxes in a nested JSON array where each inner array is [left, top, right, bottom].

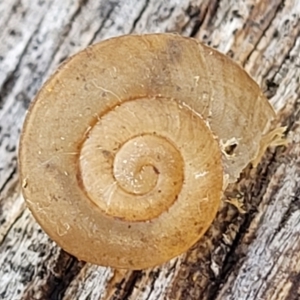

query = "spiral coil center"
[[79, 98, 185, 221], [113, 135, 182, 196]]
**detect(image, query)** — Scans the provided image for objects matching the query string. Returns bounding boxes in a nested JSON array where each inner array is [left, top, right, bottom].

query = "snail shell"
[[19, 34, 275, 269]]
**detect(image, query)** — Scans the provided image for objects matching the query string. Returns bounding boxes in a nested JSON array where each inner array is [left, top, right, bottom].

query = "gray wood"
[[0, 0, 299, 299]]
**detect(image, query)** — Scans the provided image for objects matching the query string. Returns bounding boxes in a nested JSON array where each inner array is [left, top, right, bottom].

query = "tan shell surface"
[[19, 34, 275, 269]]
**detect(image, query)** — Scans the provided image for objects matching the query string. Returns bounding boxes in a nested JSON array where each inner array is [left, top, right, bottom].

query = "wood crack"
[[89, 3, 118, 45], [118, 270, 142, 300], [0, 13, 46, 108], [267, 28, 300, 89], [243, 0, 285, 68], [130, 0, 150, 33]]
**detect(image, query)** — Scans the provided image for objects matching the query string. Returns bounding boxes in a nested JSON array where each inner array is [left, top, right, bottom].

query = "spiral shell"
[[19, 34, 275, 269]]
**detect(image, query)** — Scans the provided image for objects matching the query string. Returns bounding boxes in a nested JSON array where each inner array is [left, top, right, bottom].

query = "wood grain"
[[0, 0, 299, 299]]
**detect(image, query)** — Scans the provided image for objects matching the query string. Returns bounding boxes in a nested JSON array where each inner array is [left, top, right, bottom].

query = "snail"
[[19, 33, 281, 270]]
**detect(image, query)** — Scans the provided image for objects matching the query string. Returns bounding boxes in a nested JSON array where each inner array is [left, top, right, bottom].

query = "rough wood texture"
[[0, 0, 299, 299]]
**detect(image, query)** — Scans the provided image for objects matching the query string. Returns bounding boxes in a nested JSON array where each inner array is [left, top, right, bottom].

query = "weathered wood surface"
[[0, 0, 299, 299]]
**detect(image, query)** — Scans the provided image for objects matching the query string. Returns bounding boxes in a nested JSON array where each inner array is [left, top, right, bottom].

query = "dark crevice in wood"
[[48, 254, 85, 300], [0, 166, 17, 196], [169, 214, 238, 299], [164, 258, 178, 277], [89, 3, 118, 45], [130, 0, 150, 33], [0, 132, 10, 147], [68, 0, 89, 30], [179, 0, 219, 38], [276, 193, 300, 233], [206, 0, 221, 27], [206, 88, 300, 299], [264, 78, 279, 99], [189, 19, 203, 38], [0, 73, 16, 110], [22, 250, 85, 300], [243, 0, 285, 68], [145, 268, 161, 300], [285, 98, 300, 134], [0, 10, 46, 109], [0, 208, 25, 247], [11, 0, 22, 16], [205, 222, 246, 296], [265, 27, 300, 97], [118, 270, 142, 300], [261, 231, 300, 300], [206, 157, 282, 299], [271, 104, 300, 234], [52, 0, 89, 58], [79, 0, 89, 7], [32, 0, 91, 93], [187, 4, 205, 37], [287, 271, 300, 300], [11, 0, 91, 111], [255, 263, 276, 300]]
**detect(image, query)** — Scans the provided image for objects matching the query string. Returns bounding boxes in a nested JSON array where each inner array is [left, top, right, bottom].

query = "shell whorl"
[[79, 96, 223, 222], [19, 34, 275, 269]]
